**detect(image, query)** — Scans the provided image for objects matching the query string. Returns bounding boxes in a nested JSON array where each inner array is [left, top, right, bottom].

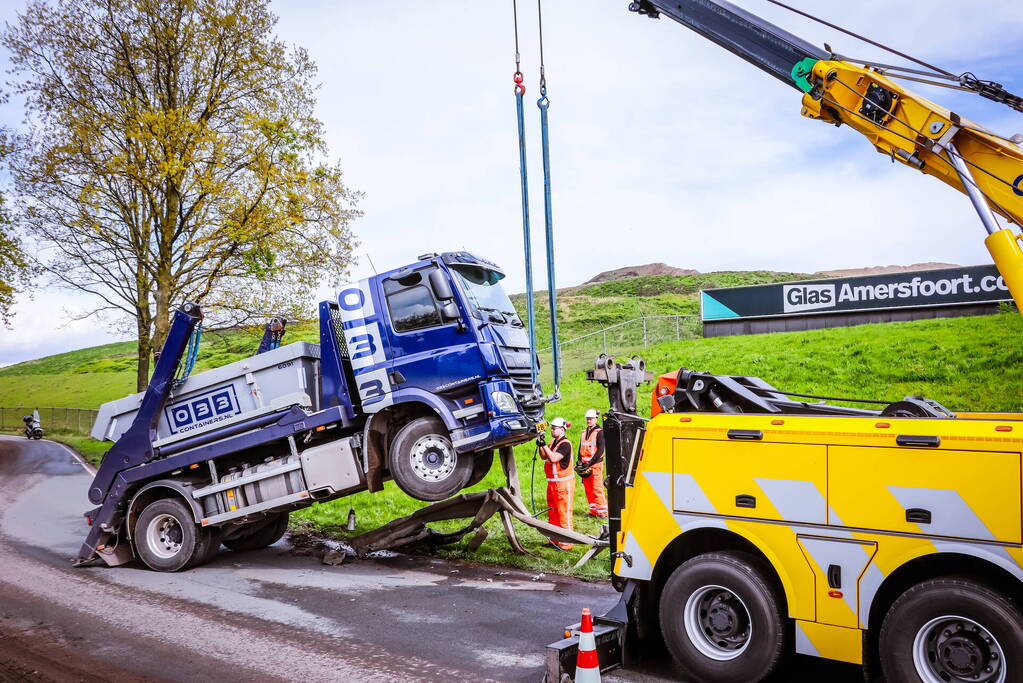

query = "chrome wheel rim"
[[146, 513, 184, 559], [409, 435, 456, 482], [912, 615, 1006, 683], [683, 584, 752, 661]]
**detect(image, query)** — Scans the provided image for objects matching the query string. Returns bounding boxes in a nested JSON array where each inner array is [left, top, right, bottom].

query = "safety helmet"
[[584, 409, 599, 419], [550, 417, 570, 429]]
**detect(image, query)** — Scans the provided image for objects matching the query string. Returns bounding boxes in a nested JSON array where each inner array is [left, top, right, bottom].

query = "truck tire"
[[465, 450, 495, 488], [659, 552, 787, 683], [223, 512, 289, 552], [388, 416, 472, 501], [134, 498, 207, 572], [879, 576, 1023, 683], [196, 527, 224, 565]]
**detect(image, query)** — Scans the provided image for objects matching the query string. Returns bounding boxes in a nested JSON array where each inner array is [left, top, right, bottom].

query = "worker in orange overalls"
[[576, 408, 608, 519], [538, 417, 574, 550]]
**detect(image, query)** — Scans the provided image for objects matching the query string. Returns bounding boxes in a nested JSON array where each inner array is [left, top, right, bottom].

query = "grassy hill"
[[514, 270, 813, 347], [0, 325, 320, 408], [0, 270, 810, 408]]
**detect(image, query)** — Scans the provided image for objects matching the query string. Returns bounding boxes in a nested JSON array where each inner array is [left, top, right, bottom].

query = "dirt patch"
[[583, 263, 699, 284], [815, 262, 959, 277]]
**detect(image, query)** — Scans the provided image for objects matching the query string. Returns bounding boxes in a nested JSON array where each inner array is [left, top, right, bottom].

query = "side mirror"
[[440, 301, 466, 332], [440, 301, 460, 321], [429, 270, 454, 301]]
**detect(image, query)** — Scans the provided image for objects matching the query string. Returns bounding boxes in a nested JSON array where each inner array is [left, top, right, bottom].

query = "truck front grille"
[[507, 368, 540, 401]]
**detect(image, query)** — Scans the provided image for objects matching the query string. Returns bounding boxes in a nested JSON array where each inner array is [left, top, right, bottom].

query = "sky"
[[0, 0, 1022, 365]]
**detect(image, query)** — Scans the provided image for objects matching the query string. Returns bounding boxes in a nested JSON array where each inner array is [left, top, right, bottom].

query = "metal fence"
[[0, 406, 98, 435], [537, 314, 701, 381]]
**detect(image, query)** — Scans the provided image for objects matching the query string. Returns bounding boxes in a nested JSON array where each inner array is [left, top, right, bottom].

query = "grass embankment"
[[0, 326, 320, 408], [515, 271, 812, 348], [0, 271, 808, 407]]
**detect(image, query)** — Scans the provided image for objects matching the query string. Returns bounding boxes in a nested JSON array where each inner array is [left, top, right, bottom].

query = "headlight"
[[491, 390, 518, 414]]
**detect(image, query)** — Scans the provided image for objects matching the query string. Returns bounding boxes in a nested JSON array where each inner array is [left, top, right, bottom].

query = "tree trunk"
[[152, 180, 179, 358], [135, 312, 152, 393]]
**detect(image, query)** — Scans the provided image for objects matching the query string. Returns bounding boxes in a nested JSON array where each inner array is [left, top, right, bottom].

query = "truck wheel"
[[388, 416, 472, 501], [659, 552, 787, 683], [134, 498, 205, 572], [879, 577, 1023, 683], [194, 527, 224, 565], [223, 512, 289, 552], [465, 450, 495, 488]]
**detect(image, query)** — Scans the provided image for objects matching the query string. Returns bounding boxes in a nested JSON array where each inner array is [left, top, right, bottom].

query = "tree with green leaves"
[[0, 193, 29, 327], [4, 0, 360, 390]]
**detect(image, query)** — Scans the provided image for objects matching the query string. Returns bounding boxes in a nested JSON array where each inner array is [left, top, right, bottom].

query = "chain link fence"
[[0, 406, 98, 435], [537, 314, 701, 381]]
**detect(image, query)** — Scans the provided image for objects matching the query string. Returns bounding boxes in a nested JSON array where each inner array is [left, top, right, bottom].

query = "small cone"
[[574, 607, 601, 682]]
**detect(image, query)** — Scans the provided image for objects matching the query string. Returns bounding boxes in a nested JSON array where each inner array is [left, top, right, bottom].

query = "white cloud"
[[0, 0, 1020, 364]]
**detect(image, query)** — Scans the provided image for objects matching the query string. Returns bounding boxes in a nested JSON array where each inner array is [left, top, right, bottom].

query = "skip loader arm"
[[632, 0, 1023, 310]]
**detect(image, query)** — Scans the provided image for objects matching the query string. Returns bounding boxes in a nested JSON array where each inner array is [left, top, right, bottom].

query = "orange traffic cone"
[[575, 607, 601, 682]]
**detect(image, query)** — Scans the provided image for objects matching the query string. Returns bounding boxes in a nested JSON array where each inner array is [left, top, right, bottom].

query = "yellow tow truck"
[[547, 2, 1023, 682]]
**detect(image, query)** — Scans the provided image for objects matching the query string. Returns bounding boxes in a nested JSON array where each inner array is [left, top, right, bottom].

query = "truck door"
[[381, 265, 483, 401], [338, 279, 394, 413]]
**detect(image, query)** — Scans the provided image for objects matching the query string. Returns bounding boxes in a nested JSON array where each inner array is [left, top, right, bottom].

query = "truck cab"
[[332, 251, 542, 500]]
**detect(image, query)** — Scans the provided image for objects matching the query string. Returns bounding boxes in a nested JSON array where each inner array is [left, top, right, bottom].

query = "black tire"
[[194, 527, 224, 565], [659, 552, 787, 683], [387, 417, 472, 501], [223, 512, 289, 552], [133, 498, 204, 572], [465, 450, 495, 488], [879, 576, 1023, 683]]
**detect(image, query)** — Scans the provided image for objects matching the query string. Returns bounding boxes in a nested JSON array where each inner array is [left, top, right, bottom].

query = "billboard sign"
[[701, 265, 1011, 321]]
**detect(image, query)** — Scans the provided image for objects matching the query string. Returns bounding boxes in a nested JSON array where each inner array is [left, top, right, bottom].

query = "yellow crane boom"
[[796, 58, 1023, 306], [632, 0, 1023, 310]]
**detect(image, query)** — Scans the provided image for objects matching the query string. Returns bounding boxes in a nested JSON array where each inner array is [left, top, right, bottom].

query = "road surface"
[[0, 435, 862, 682]]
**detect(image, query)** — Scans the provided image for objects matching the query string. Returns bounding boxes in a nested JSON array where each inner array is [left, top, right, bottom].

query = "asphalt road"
[[0, 435, 863, 682]]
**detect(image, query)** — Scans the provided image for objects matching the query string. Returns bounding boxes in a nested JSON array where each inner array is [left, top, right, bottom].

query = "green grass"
[[512, 271, 813, 349], [0, 324, 321, 408], [0, 373, 137, 408]]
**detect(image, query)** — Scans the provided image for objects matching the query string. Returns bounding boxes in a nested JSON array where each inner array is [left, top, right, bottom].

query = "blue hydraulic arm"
[[77, 303, 202, 563], [87, 303, 203, 507]]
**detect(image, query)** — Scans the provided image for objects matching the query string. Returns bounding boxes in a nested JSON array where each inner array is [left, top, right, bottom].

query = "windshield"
[[450, 264, 522, 326]]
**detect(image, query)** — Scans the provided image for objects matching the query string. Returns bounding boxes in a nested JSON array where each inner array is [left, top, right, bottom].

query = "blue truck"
[[80, 251, 545, 571]]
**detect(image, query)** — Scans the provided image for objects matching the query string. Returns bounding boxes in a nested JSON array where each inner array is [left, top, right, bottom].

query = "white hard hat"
[[549, 417, 569, 429], [584, 409, 599, 419]]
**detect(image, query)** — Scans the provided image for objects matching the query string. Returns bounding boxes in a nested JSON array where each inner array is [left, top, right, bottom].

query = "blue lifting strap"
[[537, 87, 560, 391], [174, 323, 202, 386], [514, 71, 540, 391]]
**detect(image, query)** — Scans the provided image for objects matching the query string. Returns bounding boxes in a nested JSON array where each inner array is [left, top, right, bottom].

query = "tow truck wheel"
[[659, 552, 787, 683], [388, 416, 472, 501], [134, 498, 205, 572], [223, 512, 290, 552], [879, 577, 1023, 683]]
